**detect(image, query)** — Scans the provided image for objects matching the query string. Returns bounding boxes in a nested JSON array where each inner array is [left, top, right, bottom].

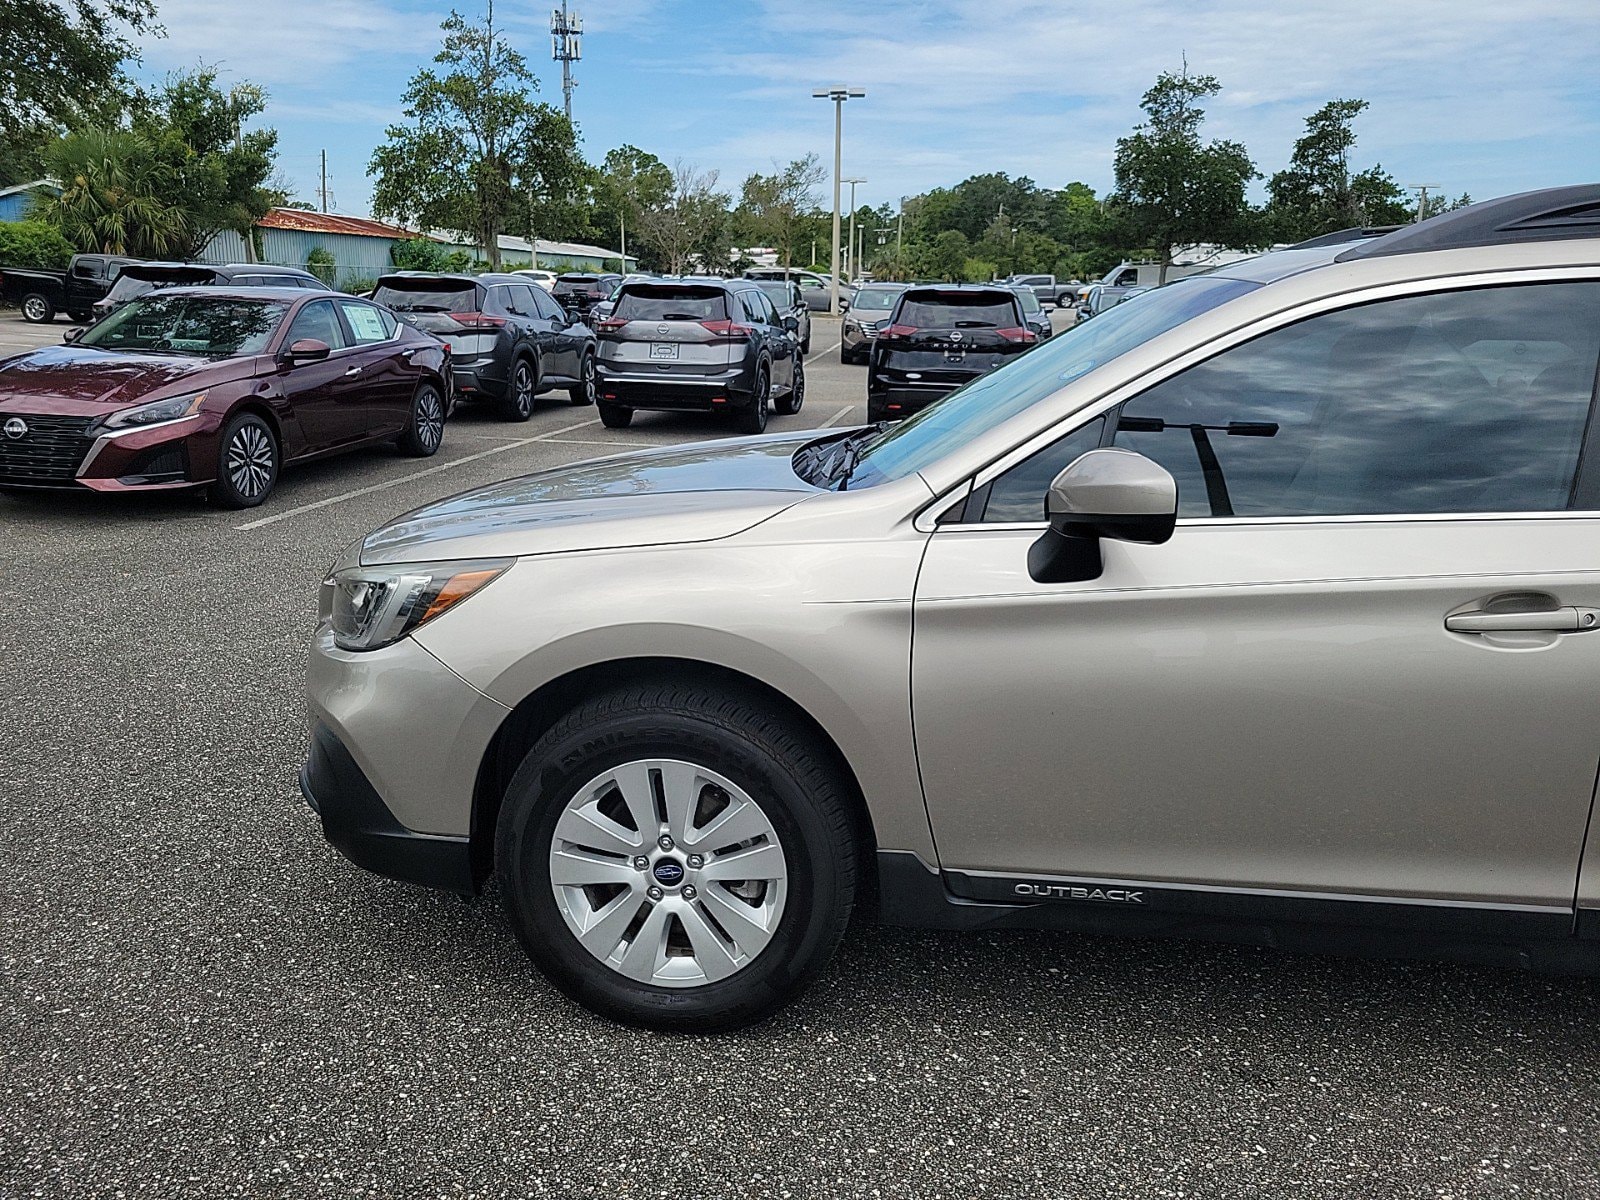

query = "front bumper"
[[0, 410, 217, 492], [303, 626, 511, 892]]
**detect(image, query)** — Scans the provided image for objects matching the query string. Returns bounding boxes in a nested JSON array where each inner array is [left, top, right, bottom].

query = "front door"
[[912, 278, 1600, 911]]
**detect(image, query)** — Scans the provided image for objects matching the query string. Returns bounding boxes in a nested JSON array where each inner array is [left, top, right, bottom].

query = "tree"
[[0, 219, 75, 269], [33, 127, 187, 256], [391, 237, 471, 272], [1111, 68, 1257, 282], [592, 145, 672, 263], [0, 0, 161, 186], [924, 230, 970, 281], [131, 69, 280, 258], [634, 161, 728, 274], [738, 154, 825, 275], [368, 2, 585, 269], [1266, 99, 1412, 239]]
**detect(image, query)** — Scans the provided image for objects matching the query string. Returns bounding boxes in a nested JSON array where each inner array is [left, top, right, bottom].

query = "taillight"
[[595, 317, 627, 333], [879, 323, 916, 340], [700, 319, 754, 340], [449, 311, 506, 331], [996, 326, 1036, 344]]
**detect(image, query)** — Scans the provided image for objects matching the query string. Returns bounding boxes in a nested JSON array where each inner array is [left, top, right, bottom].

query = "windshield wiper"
[[833, 423, 893, 490], [953, 320, 996, 328], [393, 303, 447, 313]]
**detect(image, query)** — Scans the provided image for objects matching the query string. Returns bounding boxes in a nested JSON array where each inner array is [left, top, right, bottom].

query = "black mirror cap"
[[63, 327, 84, 344]]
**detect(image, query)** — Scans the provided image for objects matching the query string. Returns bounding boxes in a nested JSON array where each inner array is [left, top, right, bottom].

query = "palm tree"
[[32, 129, 188, 258]]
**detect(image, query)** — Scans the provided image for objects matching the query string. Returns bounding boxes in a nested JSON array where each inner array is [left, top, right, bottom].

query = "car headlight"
[[102, 392, 208, 430], [321, 559, 511, 651]]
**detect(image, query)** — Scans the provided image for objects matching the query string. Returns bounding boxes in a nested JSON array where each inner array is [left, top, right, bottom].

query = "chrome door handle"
[[344, 366, 362, 376], [1445, 607, 1600, 634]]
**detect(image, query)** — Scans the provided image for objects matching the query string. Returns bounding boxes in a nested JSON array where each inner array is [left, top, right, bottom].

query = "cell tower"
[[551, 3, 582, 123]]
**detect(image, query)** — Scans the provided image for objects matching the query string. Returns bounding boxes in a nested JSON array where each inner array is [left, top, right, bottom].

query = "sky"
[[129, 0, 1600, 226]]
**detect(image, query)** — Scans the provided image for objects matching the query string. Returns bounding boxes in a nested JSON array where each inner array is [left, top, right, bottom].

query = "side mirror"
[[284, 338, 331, 363], [63, 327, 84, 344], [1028, 449, 1177, 584], [783, 314, 799, 332]]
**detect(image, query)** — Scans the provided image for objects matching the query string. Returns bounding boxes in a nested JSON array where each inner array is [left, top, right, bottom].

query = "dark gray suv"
[[593, 279, 804, 432]]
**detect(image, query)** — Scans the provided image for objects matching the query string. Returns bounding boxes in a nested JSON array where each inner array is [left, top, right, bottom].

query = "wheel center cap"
[[652, 859, 685, 887]]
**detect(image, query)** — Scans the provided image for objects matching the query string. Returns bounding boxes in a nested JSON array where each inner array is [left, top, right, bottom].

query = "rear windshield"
[[105, 270, 214, 303], [554, 276, 601, 293], [614, 286, 728, 321], [851, 288, 902, 311], [371, 281, 481, 313], [896, 291, 1018, 328], [78, 295, 288, 357]]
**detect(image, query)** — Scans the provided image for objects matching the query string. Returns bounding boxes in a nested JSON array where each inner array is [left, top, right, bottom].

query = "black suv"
[[866, 285, 1037, 422], [372, 272, 598, 420], [593, 278, 804, 433], [552, 273, 622, 320], [751, 278, 812, 354]]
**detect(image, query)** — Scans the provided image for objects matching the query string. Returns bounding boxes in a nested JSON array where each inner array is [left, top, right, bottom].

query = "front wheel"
[[568, 352, 596, 405], [494, 682, 859, 1031], [208, 412, 279, 508], [774, 355, 804, 415], [735, 364, 770, 435], [397, 382, 446, 457], [20, 293, 54, 323]]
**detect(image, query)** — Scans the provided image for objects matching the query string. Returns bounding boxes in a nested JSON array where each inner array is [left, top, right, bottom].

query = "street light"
[[842, 177, 865, 283], [813, 86, 865, 315]]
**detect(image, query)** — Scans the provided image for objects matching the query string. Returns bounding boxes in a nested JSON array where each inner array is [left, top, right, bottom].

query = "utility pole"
[[843, 177, 864, 283], [551, 2, 583, 124], [319, 149, 328, 213], [813, 86, 865, 315], [1409, 184, 1438, 222]]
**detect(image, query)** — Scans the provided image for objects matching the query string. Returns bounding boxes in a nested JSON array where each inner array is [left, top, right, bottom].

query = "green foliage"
[[737, 154, 825, 272], [368, 2, 587, 269], [306, 246, 336, 284], [391, 237, 471, 272], [1266, 100, 1411, 239], [340, 277, 376, 296], [33, 127, 188, 256], [961, 257, 998, 284], [633, 161, 729, 274], [923, 230, 970, 281], [592, 144, 673, 258], [131, 68, 280, 257], [0, 219, 75, 269], [0, 0, 160, 187]]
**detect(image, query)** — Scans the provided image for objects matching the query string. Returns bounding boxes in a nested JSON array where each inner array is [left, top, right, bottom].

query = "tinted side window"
[[983, 417, 1107, 522], [1110, 283, 1600, 518], [507, 284, 539, 315], [72, 257, 103, 279], [284, 300, 348, 350], [532, 287, 564, 320]]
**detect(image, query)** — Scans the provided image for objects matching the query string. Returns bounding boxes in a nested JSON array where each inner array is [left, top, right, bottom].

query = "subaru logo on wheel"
[[3, 417, 26, 440], [652, 860, 685, 886]]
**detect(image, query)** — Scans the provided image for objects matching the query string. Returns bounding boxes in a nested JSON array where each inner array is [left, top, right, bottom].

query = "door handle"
[[1445, 607, 1600, 634], [344, 366, 362, 376]]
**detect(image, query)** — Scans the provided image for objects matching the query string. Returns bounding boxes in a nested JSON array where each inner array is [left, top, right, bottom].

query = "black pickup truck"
[[0, 254, 141, 323]]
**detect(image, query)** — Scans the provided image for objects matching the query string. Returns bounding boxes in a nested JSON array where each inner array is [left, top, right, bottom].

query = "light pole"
[[842, 177, 865, 284], [813, 86, 865, 315]]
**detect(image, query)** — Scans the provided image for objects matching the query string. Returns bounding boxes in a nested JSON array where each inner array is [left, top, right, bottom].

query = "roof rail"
[[1336, 184, 1600, 261], [1290, 225, 1401, 250]]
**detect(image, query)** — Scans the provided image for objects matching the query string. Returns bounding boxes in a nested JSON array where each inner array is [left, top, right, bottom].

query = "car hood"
[[360, 430, 828, 565], [0, 346, 247, 416]]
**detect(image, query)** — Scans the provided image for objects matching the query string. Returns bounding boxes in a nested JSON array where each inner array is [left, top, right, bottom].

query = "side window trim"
[[928, 267, 1600, 530]]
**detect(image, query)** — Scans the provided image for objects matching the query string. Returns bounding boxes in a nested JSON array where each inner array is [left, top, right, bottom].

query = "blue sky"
[[132, 0, 1600, 224]]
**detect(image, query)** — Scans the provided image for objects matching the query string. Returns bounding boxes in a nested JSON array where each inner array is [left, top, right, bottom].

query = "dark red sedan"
[[0, 287, 452, 507]]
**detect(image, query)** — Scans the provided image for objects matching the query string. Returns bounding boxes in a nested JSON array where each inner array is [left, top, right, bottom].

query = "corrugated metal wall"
[[197, 229, 399, 288], [0, 195, 33, 222]]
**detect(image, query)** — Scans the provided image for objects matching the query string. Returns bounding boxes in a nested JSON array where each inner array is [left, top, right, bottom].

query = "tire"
[[567, 351, 596, 405], [867, 394, 887, 424], [774, 355, 804, 415], [494, 682, 859, 1031], [801, 332, 811, 355], [20, 293, 54, 323], [208, 412, 279, 508], [69, 310, 93, 324], [598, 400, 633, 429], [735, 364, 770, 435], [499, 355, 537, 421], [397, 382, 446, 457]]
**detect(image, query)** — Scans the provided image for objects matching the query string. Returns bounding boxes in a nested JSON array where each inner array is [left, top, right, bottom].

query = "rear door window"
[[614, 287, 728, 321], [336, 300, 396, 344]]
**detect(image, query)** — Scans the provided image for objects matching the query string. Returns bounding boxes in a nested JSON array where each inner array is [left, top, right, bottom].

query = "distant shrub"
[[392, 237, 460, 272], [341, 277, 376, 295], [306, 246, 337, 284], [0, 220, 75, 271]]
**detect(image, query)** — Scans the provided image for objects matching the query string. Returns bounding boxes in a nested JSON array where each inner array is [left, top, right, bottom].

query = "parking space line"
[[546, 436, 659, 448], [820, 405, 856, 428], [815, 339, 842, 358], [234, 418, 601, 531]]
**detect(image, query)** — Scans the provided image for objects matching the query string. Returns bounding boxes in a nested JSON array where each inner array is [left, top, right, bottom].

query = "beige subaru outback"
[[304, 186, 1600, 1030]]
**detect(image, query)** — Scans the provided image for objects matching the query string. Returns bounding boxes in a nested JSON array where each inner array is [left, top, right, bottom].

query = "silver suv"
[[303, 186, 1600, 1030]]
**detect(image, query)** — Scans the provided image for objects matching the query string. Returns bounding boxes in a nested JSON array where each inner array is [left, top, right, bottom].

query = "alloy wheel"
[[227, 423, 276, 499], [514, 360, 534, 416], [22, 296, 48, 322], [548, 758, 788, 988], [580, 356, 596, 403], [416, 388, 444, 451]]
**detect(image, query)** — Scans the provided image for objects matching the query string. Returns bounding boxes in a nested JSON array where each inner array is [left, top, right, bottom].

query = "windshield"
[[851, 288, 902, 311], [372, 283, 479, 313], [77, 295, 289, 356], [847, 275, 1259, 485]]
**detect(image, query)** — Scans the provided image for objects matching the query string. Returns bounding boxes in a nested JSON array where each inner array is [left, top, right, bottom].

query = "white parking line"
[[235, 417, 600, 531], [821, 405, 856, 428], [814, 339, 842, 358]]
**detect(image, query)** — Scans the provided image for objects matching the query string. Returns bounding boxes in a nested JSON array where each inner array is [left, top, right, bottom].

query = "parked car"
[[513, 269, 559, 291], [592, 277, 803, 433], [1, 253, 142, 323], [744, 268, 853, 312], [589, 274, 658, 324], [839, 283, 907, 363], [1003, 273, 1082, 308], [303, 186, 1600, 1032], [866, 284, 1036, 422], [1069, 261, 1199, 307], [1076, 283, 1153, 322], [371, 272, 597, 420], [751, 278, 812, 354], [552, 273, 622, 320], [1002, 283, 1055, 341], [94, 262, 329, 318], [0, 288, 451, 506]]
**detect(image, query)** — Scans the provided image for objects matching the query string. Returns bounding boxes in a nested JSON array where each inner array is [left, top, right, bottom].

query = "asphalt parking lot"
[[3, 307, 1599, 1199]]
